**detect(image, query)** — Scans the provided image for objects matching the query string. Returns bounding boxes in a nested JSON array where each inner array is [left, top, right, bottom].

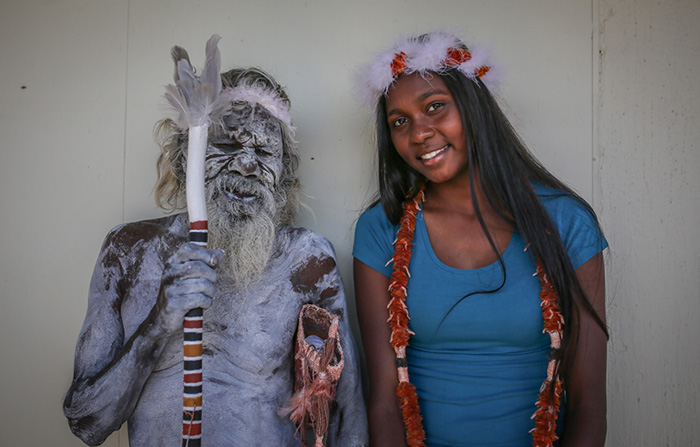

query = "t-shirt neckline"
[[417, 209, 517, 275]]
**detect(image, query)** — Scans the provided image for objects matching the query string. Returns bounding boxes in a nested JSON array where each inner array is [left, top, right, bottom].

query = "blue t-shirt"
[[353, 186, 607, 446]]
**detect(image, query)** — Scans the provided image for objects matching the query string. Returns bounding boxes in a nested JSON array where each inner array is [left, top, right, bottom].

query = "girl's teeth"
[[421, 146, 446, 160]]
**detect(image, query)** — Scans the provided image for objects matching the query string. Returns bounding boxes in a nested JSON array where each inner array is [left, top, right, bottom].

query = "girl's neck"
[[421, 169, 514, 270], [424, 170, 487, 216]]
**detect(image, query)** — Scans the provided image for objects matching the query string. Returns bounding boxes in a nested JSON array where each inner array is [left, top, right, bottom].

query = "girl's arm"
[[561, 252, 607, 446], [354, 258, 409, 447]]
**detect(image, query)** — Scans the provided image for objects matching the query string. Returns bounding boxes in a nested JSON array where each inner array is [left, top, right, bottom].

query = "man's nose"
[[227, 151, 260, 177]]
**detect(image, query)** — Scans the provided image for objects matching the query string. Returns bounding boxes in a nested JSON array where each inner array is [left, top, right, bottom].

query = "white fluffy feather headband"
[[358, 31, 499, 108], [221, 84, 294, 131]]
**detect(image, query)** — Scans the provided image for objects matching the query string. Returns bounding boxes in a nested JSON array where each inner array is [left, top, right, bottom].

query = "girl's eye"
[[428, 102, 444, 112], [391, 117, 407, 128]]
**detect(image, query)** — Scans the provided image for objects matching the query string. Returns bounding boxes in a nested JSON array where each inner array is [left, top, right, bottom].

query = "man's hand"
[[155, 243, 224, 334]]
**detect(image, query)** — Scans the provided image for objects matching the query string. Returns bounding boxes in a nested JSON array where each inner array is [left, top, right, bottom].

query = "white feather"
[[164, 34, 229, 130], [410, 32, 453, 73], [162, 35, 230, 226]]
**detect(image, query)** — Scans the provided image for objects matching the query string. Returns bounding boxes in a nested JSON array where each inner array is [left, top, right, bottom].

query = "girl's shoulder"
[[356, 202, 397, 233], [533, 183, 607, 268], [534, 183, 595, 220], [353, 202, 400, 276]]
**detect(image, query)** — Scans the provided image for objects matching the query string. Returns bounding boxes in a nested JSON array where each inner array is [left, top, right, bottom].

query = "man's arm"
[[63, 229, 221, 446], [292, 234, 368, 447]]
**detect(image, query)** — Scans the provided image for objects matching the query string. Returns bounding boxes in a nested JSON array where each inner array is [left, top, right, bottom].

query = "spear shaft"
[[182, 125, 209, 447]]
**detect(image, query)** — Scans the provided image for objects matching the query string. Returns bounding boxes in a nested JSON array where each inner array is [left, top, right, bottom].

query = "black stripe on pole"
[[184, 360, 203, 370], [189, 232, 208, 243], [182, 410, 202, 421], [185, 307, 204, 318], [184, 385, 203, 395], [184, 332, 202, 342]]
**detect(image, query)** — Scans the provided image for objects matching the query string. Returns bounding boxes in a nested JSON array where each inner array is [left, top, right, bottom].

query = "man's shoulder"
[[102, 213, 187, 253], [276, 225, 336, 257]]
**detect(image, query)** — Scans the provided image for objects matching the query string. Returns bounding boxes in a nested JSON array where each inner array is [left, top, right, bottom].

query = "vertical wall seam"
[[121, 0, 131, 224], [592, 0, 600, 211]]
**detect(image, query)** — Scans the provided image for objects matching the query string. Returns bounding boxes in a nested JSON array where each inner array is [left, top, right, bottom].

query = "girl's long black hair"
[[372, 68, 608, 381]]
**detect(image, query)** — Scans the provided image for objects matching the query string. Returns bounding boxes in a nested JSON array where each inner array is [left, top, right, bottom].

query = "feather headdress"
[[357, 31, 499, 108]]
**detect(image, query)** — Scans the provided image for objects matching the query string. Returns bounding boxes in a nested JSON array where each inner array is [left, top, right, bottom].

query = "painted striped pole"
[[164, 34, 228, 447], [182, 125, 208, 447]]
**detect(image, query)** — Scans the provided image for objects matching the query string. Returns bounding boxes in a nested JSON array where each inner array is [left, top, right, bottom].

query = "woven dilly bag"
[[285, 304, 345, 447]]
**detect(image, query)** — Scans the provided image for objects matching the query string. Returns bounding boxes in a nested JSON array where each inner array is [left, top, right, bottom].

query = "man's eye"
[[255, 146, 274, 156], [211, 142, 239, 152]]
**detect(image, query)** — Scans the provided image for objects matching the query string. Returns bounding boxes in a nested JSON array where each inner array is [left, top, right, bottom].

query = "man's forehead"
[[221, 103, 281, 130]]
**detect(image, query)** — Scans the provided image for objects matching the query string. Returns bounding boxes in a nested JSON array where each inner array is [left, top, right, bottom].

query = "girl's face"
[[384, 72, 469, 186]]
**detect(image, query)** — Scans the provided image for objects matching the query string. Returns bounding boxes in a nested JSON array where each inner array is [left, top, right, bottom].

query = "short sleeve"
[[538, 188, 608, 270], [352, 203, 398, 277]]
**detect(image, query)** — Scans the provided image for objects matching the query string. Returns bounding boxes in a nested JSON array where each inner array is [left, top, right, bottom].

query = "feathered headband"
[[221, 84, 294, 132], [358, 31, 498, 108]]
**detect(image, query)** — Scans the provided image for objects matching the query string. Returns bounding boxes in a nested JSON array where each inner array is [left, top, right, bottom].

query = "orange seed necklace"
[[386, 187, 564, 447]]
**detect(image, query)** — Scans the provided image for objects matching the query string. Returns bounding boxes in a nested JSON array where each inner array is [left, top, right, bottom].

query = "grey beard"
[[207, 195, 280, 290], [208, 209, 277, 289]]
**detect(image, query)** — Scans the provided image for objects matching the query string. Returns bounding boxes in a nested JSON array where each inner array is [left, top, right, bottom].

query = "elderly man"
[[63, 66, 367, 446]]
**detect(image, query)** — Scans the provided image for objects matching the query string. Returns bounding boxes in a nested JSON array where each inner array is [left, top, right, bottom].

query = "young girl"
[[353, 31, 608, 447]]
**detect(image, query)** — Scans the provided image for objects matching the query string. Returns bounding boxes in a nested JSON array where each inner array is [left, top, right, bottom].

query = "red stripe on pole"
[[184, 372, 203, 383], [183, 422, 202, 436], [189, 221, 208, 230], [184, 320, 203, 329]]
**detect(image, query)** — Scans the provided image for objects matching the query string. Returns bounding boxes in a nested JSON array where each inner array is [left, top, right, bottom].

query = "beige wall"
[[597, 1, 700, 445], [0, 0, 697, 445]]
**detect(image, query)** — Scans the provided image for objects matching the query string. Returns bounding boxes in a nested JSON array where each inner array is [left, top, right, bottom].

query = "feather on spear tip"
[[163, 34, 230, 225], [164, 34, 230, 129]]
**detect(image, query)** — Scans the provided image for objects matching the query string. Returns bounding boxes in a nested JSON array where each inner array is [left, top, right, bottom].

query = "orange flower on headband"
[[391, 47, 488, 80], [444, 47, 472, 66], [475, 65, 491, 78], [391, 52, 408, 77]]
